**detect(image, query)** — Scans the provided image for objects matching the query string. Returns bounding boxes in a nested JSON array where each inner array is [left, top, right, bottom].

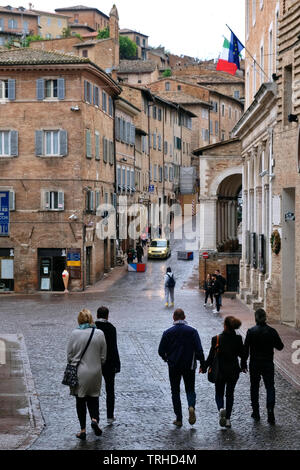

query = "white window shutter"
[[9, 190, 15, 211], [58, 191, 64, 210], [10, 130, 18, 156], [44, 191, 50, 210]]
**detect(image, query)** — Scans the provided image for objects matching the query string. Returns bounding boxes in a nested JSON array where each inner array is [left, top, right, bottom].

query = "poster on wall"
[[1, 259, 14, 279]]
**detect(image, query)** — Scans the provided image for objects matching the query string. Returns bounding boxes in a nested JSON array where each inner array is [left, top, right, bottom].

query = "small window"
[[234, 90, 240, 99], [82, 50, 88, 58], [44, 191, 64, 211], [177, 85, 181, 91], [8, 19, 18, 29], [45, 79, 58, 98], [85, 190, 94, 212], [165, 82, 170, 91], [102, 91, 107, 112]]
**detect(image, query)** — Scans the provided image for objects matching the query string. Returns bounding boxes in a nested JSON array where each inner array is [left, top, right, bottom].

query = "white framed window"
[[37, 78, 64, 100], [45, 130, 59, 156], [0, 131, 9, 156], [45, 79, 58, 98], [95, 131, 100, 160], [85, 190, 94, 212], [8, 19, 18, 29], [43, 190, 64, 211], [0, 130, 18, 157], [0, 79, 15, 100], [221, 103, 225, 116], [35, 129, 67, 157]]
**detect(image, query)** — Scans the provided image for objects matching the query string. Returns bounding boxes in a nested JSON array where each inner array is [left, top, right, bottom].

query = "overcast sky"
[[6, 1, 245, 59]]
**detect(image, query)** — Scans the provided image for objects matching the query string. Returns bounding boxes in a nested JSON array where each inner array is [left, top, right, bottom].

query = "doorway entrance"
[[38, 249, 66, 291], [226, 264, 240, 292]]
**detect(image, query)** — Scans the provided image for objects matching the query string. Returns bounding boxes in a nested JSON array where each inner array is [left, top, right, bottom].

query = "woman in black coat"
[[204, 316, 247, 428]]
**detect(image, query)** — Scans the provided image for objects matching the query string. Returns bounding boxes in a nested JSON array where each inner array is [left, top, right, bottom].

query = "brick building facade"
[[0, 49, 121, 293]]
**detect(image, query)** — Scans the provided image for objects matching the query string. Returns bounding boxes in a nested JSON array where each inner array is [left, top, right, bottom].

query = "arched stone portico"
[[193, 138, 243, 291]]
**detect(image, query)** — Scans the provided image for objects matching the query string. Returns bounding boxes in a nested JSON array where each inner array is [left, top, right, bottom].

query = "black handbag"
[[62, 328, 95, 387], [207, 335, 221, 383]]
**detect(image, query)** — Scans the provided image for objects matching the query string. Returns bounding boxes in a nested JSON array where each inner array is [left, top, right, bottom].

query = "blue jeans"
[[165, 287, 174, 304], [168, 366, 196, 421], [250, 361, 275, 410]]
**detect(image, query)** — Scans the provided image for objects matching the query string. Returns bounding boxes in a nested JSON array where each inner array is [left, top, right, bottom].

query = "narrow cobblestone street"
[[0, 232, 299, 450]]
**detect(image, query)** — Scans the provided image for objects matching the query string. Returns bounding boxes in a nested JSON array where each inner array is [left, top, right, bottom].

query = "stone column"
[[199, 197, 218, 250]]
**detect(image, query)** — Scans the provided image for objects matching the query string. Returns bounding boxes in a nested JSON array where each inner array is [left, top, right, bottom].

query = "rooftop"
[[0, 48, 89, 65], [55, 5, 109, 19], [117, 60, 157, 74]]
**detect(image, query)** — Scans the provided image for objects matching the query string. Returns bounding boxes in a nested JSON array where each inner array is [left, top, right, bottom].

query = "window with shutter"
[[45, 130, 59, 156], [115, 117, 120, 141], [109, 96, 113, 116], [58, 191, 64, 210], [93, 86, 99, 107], [59, 130, 67, 156], [122, 167, 126, 190], [153, 133, 156, 150], [131, 169, 135, 191], [95, 190, 100, 211], [150, 163, 153, 181], [102, 91, 107, 112], [35, 130, 43, 156], [95, 132, 100, 160], [36, 79, 45, 101], [103, 137, 108, 163], [154, 164, 157, 182], [158, 135, 161, 151], [9, 190, 15, 211], [117, 166, 121, 192], [126, 122, 130, 144], [86, 129, 92, 158], [109, 141, 114, 165], [7, 79, 15, 101], [44, 190, 50, 210]]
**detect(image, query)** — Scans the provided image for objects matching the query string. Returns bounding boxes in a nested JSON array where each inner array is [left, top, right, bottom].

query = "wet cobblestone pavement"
[[0, 233, 300, 450]]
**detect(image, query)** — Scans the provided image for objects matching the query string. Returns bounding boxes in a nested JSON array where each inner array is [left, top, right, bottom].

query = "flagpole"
[[225, 24, 269, 80]]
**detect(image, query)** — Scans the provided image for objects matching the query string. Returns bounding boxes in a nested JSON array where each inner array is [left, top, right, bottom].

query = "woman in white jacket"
[[67, 309, 107, 440], [164, 267, 176, 307]]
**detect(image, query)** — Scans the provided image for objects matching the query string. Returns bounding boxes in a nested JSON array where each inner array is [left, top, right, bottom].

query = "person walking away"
[[204, 316, 246, 428], [127, 246, 135, 264], [95, 306, 121, 425], [204, 273, 214, 307], [67, 309, 107, 440], [211, 274, 223, 313], [164, 267, 176, 307], [215, 269, 226, 306], [243, 308, 284, 424], [136, 243, 144, 263], [158, 308, 206, 427]]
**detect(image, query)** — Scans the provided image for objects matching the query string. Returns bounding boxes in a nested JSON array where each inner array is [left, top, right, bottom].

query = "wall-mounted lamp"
[[288, 114, 298, 123], [120, 157, 127, 162], [259, 169, 275, 179], [272, 73, 279, 81], [71, 105, 80, 112]]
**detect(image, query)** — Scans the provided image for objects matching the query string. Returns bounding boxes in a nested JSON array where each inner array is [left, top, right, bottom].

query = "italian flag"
[[216, 37, 238, 75]]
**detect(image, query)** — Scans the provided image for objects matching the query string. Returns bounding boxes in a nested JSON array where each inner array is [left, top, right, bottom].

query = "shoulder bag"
[[62, 328, 95, 387], [207, 335, 221, 383]]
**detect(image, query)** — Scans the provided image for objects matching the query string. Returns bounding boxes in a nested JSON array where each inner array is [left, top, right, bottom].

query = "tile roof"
[[0, 6, 37, 16], [154, 91, 209, 106], [0, 48, 89, 65], [118, 60, 157, 73]]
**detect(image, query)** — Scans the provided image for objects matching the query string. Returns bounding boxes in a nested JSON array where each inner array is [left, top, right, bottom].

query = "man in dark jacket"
[[158, 308, 206, 427], [244, 308, 284, 424], [95, 306, 121, 425], [211, 274, 223, 313]]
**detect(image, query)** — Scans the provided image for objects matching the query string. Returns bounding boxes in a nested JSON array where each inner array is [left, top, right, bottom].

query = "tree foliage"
[[97, 27, 110, 39], [119, 36, 137, 60], [162, 69, 172, 77]]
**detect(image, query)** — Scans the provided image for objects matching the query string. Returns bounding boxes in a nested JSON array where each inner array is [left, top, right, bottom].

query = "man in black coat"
[[95, 306, 121, 425], [244, 308, 284, 424], [158, 308, 206, 427]]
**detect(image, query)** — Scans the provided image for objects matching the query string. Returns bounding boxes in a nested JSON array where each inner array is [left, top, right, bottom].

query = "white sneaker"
[[203, 303, 207, 307], [213, 309, 218, 314], [225, 419, 231, 428], [219, 409, 226, 427], [107, 417, 116, 425]]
